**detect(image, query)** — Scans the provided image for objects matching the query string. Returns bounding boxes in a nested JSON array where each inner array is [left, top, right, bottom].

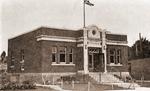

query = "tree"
[[130, 37, 150, 59], [1, 51, 6, 62], [1, 51, 6, 63]]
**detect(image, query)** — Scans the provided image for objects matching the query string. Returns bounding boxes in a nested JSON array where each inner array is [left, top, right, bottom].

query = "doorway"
[[88, 48, 103, 72], [88, 53, 94, 70]]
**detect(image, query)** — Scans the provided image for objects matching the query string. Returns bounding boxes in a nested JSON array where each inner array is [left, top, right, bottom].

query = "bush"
[[0, 80, 36, 90]]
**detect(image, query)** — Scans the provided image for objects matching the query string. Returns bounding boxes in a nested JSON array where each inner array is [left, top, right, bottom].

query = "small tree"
[[130, 37, 150, 59], [1, 51, 6, 63]]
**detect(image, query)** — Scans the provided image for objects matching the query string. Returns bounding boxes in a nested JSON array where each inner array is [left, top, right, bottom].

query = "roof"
[[9, 26, 83, 40], [36, 27, 83, 38]]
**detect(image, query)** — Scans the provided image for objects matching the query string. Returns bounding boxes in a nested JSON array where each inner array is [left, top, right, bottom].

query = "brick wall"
[[40, 41, 77, 72], [8, 30, 42, 73], [8, 27, 82, 73], [8, 36, 79, 73], [76, 47, 84, 70], [106, 45, 128, 72], [106, 34, 127, 42], [37, 27, 82, 38], [8, 26, 128, 74]]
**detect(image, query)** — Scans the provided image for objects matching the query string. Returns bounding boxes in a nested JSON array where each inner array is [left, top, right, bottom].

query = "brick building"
[[8, 25, 128, 75]]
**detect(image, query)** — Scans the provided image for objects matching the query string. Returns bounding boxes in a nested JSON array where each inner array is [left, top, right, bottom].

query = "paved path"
[[106, 87, 150, 91], [35, 83, 71, 91]]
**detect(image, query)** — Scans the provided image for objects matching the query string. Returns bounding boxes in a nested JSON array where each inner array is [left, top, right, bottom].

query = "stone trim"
[[107, 63, 123, 66], [36, 35, 77, 42], [51, 64, 75, 66], [106, 40, 128, 46]]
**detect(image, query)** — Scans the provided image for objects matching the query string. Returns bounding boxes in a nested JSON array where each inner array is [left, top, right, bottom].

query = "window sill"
[[107, 63, 123, 66], [52, 63, 75, 66], [10, 65, 15, 68]]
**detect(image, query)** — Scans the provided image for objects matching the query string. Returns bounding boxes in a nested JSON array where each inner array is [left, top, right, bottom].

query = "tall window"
[[20, 49, 25, 71], [69, 48, 73, 63], [59, 47, 66, 63], [11, 57, 15, 67], [109, 49, 121, 65], [52, 47, 57, 63], [116, 49, 121, 64], [10, 51, 15, 69], [110, 49, 115, 64], [20, 50, 24, 62]]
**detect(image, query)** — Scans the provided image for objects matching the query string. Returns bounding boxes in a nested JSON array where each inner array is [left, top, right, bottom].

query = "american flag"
[[84, 0, 94, 6]]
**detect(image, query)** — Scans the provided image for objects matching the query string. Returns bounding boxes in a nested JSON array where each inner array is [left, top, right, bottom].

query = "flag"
[[84, 0, 94, 6]]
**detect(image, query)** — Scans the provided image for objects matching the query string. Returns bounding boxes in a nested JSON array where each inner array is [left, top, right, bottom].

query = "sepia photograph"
[[1, 0, 150, 91]]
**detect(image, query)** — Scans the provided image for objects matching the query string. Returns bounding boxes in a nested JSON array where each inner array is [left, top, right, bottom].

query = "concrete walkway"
[[35, 83, 71, 91], [106, 87, 150, 91]]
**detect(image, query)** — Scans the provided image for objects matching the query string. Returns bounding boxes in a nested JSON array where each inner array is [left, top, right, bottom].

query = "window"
[[52, 54, 56, 62], [116, 49, 121, 64], [21, 64, 25, 71], [20, 50, 24, 63], [20, 49, 25, 71], [69, 48, 73, 63], [11, 57, 15, 66], [10, 51, 15, 69], [92, 30, 96, 35], [59, 47, 66, 63], [88, 54, 93, 68], [51, 46, 75, 66], [109, 49, 115, 64], [52, 47, 57, 63], [109, 49, 121, 65]]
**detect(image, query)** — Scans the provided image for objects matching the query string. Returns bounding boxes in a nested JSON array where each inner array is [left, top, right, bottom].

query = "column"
[[102, 30, 107, 73], [83, 28, 89, 74]]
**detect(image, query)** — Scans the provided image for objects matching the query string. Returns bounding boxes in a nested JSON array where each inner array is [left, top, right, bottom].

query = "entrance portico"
[[82, 25, 107, 74]]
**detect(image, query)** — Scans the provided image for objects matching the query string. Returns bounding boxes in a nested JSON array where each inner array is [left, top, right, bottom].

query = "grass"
[[0, 87, 58, 91]]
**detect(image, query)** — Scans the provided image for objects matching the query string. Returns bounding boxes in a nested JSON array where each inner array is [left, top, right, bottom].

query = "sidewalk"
[[35, 83, 71, 91], [106, 87, 150, 91]]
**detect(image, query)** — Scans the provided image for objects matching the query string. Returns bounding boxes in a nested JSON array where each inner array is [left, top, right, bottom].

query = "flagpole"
[[83, 0, 85, 28], [83, 0, 88, 74], [83, 0, 94, 74]]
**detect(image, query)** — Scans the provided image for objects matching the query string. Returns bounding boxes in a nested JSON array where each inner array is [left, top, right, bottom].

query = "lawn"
[[0, 87, 58, 91]]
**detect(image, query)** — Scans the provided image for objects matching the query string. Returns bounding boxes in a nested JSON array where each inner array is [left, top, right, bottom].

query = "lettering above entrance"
[[86, 25, 102, 39]]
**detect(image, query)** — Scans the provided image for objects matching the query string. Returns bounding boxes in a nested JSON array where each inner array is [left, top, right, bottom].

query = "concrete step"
[[89, 72, 123, 83], [88, 72, 140, 89]]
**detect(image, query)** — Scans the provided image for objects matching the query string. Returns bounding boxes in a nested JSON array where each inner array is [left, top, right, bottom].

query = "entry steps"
[[89, 72, 123, 83], [88, 72, 140, 89]]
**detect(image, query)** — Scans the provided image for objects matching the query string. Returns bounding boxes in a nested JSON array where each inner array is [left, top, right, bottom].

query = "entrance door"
[[88, 53, 101, 72], [88, 54, 94, 71], [88, 48, 104, 72], [93, 53, 101, 72]]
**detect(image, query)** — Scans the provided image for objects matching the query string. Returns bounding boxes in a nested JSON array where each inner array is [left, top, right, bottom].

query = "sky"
[[1, 0, 150, 54]]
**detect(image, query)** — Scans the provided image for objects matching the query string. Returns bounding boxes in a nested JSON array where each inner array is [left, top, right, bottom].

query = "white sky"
[[1, 0, 150, 54]]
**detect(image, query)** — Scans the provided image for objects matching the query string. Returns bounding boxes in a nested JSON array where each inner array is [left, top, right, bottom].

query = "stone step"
[[88, 72, 140, 89], [89, 72, 123, 83]]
